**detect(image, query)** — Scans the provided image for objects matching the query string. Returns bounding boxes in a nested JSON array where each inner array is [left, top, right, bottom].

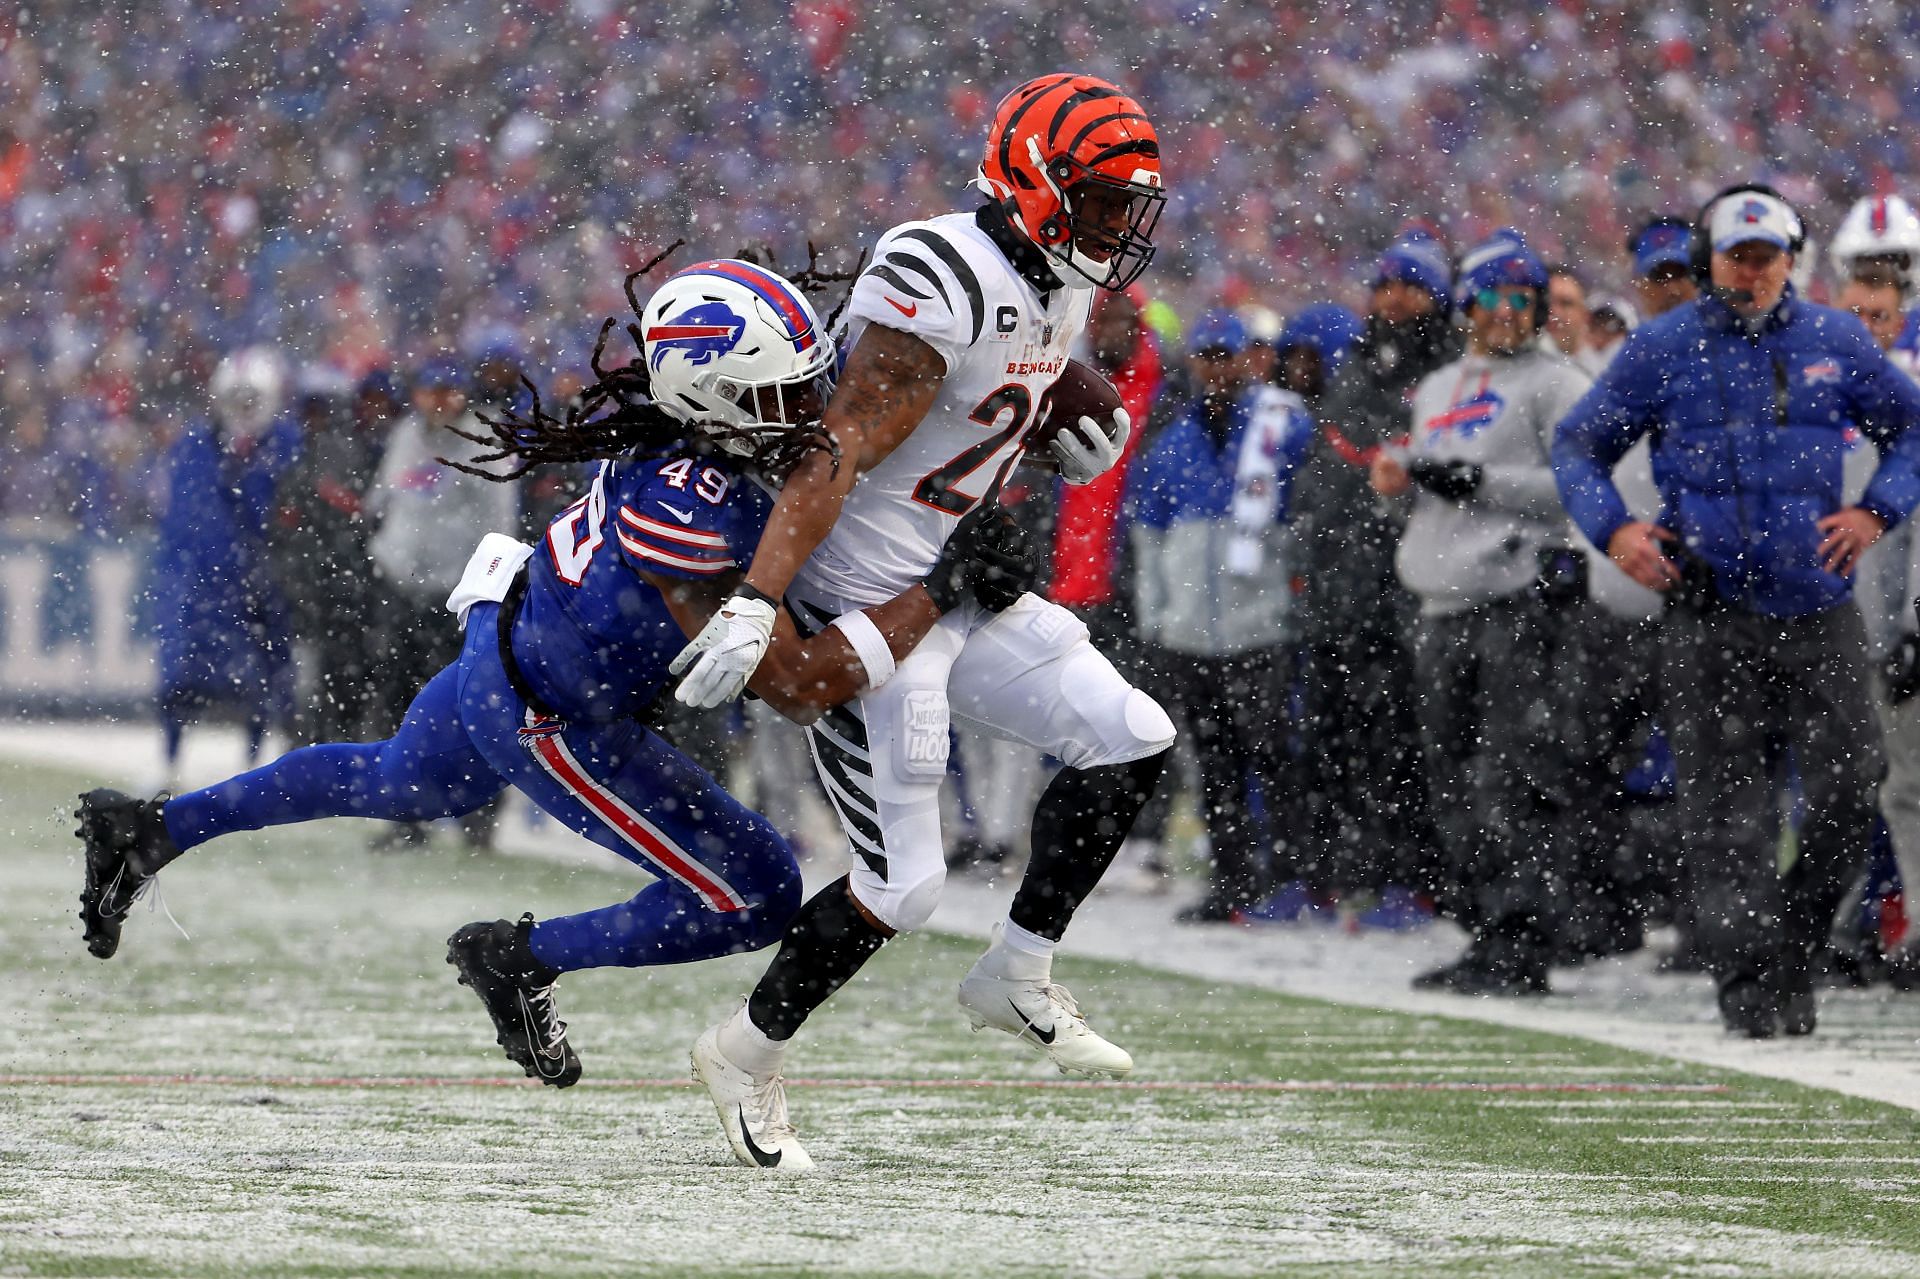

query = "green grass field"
[[3, 758, 1918, 1278]]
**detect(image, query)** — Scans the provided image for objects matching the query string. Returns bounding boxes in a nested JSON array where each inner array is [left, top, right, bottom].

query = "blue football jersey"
[[508, 449, 773, 722]]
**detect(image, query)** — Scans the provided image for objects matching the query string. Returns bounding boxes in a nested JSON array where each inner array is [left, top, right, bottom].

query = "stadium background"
[[7, 6, 1920, 1272], [7, 0, 1920, 653]]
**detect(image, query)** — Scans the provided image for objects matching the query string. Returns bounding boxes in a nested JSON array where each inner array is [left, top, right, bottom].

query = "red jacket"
[[1050, 327, 1162, 608]]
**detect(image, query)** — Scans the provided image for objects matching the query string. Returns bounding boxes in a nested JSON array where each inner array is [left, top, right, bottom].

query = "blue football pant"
[[162, 605, 800, 971]]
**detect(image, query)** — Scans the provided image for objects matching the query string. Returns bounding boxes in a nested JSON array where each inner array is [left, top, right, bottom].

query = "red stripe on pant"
[[529, 733, 747, 912]]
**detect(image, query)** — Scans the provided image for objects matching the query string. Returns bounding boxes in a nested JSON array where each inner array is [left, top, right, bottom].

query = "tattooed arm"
[[740, 324, 947, 601], [669, 324, 946, 708], [644, 570, 945, 724]]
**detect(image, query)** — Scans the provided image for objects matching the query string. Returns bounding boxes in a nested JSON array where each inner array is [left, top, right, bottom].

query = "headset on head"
[[1687, 183, 1807, 285]]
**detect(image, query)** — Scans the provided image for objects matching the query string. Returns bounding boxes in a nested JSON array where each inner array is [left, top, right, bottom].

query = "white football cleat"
[[957, 967, 1134, 1078], [690, 1025, 814, 1173]]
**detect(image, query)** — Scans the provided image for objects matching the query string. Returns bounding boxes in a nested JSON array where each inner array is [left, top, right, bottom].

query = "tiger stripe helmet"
[[976, 73, 1165, 292]]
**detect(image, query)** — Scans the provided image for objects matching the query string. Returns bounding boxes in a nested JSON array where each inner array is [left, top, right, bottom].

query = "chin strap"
[[974, 202, 1064, 297]]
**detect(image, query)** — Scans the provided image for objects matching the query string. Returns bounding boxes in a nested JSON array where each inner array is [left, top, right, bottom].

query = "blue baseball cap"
[[1631, 218, 1693, 277], [1453, 227, 1548, 310], [1277, 303, 1364, 375], [1188, 309, 1251, 357], [357, 367, 401, 402], [1373, 227, 1454, 310], [415, 354, 467, 389]]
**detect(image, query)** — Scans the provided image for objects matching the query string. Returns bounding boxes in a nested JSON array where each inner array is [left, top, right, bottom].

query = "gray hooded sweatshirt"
[[1395, 346, 1592, 616], [367, 409, 520, 602]]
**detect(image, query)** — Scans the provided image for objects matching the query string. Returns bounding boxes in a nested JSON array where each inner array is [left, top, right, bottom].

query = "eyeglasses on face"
[[1474, 288, 1534, 312]]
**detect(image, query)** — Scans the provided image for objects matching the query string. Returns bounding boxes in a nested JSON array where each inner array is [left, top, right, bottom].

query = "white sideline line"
[[0, 1073, 1734, 1096]]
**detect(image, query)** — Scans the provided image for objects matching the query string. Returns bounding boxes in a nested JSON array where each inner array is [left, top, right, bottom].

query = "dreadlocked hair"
[[438, 240, 866, 486]]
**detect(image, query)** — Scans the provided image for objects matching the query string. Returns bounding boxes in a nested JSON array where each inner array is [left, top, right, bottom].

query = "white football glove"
[[670, 594, 778, 708], [1050, 407, 1130, 486]]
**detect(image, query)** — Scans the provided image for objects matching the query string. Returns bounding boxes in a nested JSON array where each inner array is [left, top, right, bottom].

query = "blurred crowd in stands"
[[9, 1, 1920, 532]]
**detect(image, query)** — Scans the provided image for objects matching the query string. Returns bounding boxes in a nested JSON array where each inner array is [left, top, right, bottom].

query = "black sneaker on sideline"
[[1887, 942, 1920, 992], [1445, 957, 1551, 997], [75, 789, 177, 959], [1770, 962, 1817, 1037], [1174, 895, 1241, 926], [1415, 930, 1550, 996], [447, 914, 581, 1087], [1717, 976, 1776, 1039]]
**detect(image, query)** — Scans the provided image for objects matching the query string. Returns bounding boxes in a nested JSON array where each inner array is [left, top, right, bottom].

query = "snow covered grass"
[[4, 759, 1919, 1277]]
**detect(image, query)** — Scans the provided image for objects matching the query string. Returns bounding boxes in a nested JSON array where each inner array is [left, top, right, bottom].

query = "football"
[[1030, 357, 1124, 455]]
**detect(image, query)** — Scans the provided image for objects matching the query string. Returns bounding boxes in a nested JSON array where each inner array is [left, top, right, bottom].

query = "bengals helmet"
[[976, 73, 1165, 292]]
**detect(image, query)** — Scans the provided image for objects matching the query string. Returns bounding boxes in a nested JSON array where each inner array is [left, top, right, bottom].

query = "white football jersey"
[[793, 211, 1093, 606]]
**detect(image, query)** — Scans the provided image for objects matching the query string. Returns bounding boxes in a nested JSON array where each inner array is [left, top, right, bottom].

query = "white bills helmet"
[[639, 260, 836, 457], [1829, 196, 1920, 296]]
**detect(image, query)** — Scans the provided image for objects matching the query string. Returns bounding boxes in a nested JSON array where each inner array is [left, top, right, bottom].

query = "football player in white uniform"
[[677, 73, 1177, 1170], [1831, 194, 1920, 379], [1832, 195, 1920, 981]]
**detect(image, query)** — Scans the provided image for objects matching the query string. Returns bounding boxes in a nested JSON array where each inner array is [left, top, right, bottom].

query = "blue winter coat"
[[151, 418, 300, 702], [1128, 385, 1315, 654], [1552, 287, 1920, 617]]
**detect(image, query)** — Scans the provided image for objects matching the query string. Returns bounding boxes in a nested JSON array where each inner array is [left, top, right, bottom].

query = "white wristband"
[[830, 609, 896, 689]]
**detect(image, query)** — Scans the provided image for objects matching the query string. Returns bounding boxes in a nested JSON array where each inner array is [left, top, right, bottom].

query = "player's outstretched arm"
[[668, 324, 947, 710], [741, 324, 947, 602], [647, 571, 941, 726], [652, 502, 1032, 723]]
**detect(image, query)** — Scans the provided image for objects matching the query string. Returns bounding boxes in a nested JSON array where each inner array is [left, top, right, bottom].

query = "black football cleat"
[[447, 914, 581, 1087], [75, 789, 176, 959]]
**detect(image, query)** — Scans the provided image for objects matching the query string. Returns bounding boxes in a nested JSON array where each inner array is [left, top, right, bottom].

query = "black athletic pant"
[[1164, 645, 1290, 910], [1409, 595, 1564, 936], [1662, 602, 1884, 983], [1298, 621, 1440, 893]]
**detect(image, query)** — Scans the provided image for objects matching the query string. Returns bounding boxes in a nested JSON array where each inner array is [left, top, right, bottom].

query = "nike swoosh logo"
[[658, 503, 696, 523], [738, 1105, 781, 1167], [887, 297, 918, 318], [1009, 998, 1055, 1045]]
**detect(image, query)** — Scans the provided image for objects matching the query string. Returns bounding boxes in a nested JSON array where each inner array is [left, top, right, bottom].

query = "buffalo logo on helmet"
[[646, 303, 747, 371]]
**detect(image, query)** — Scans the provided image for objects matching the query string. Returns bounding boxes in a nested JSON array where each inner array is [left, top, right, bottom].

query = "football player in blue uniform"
[[73, 261, 1032, 1111]]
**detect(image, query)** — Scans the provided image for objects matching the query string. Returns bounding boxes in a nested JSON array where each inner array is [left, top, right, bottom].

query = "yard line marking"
[[0, 1073, 1733, 1095], [1548, 1113, 1880, 1124], [1711, 1154, 1920, 1165], [1618, 1135, 1909, 1145]]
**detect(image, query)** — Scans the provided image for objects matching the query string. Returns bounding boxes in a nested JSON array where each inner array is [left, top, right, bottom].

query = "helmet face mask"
[[641, 260, 836, 465], [1038, 151, 1165, 291], [979, 73, 1165, 292], [706, 368, 836, 459]]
